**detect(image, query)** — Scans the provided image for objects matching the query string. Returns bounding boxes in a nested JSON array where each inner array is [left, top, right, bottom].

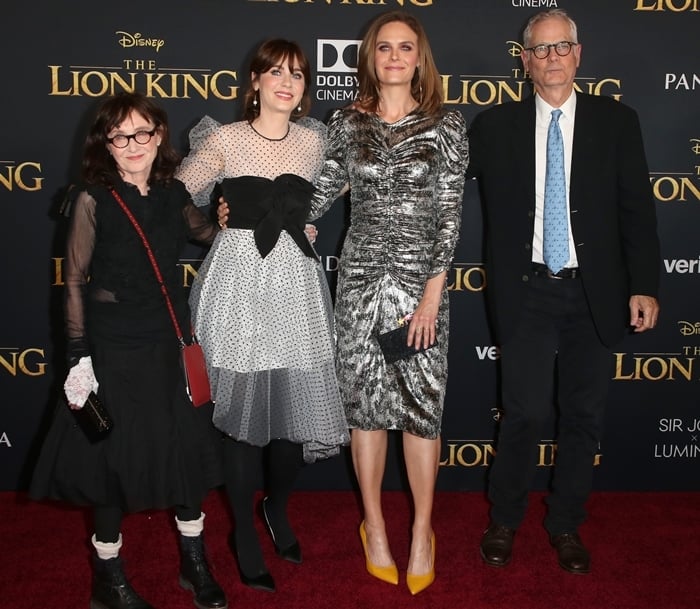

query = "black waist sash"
[[221, 174, 316, 259]]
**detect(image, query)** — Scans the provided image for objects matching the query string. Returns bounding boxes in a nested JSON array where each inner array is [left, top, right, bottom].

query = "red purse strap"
[[109, 188, 185, 344]]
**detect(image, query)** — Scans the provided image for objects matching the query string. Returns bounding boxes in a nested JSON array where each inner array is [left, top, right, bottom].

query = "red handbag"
[[180, 339, 211, 407], [110, 189, 212, 407]]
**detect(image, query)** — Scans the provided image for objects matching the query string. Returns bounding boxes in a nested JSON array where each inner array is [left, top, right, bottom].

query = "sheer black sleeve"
[[63, 190, 96, 366], [182, 199, 220, 245]]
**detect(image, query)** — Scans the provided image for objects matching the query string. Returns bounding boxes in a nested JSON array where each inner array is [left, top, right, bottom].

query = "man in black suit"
[[467, 9, 660, 574]]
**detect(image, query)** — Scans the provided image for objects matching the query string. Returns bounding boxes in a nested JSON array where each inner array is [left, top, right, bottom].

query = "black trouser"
[[94, 504, 201, 543], [488, 274, 612, 535]]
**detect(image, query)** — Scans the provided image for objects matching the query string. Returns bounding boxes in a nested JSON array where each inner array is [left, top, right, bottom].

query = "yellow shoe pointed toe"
[[359, 521, 399, 585], [406, 569, 435, 595], [406, 533, 435, 595]]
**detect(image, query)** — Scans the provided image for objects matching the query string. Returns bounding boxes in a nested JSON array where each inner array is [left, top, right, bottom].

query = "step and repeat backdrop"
[[2, 0, 698, 492]]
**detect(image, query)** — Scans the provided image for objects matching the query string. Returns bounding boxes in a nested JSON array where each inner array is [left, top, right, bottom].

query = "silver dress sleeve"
[[429, 110, 469, 277], [308, 109, 348, 221]]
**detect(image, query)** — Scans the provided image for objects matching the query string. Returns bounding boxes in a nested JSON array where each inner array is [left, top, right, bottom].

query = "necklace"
[[249, 121, 290, 142]]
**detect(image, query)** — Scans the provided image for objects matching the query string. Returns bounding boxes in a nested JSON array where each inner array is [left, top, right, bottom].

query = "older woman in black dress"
[[30, 92, 226, 609]]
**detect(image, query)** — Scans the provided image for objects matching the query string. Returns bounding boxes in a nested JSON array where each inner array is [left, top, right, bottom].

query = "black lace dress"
[[30, 179, 223, 512]]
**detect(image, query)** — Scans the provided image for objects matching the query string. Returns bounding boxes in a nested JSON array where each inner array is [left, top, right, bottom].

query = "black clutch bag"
[[376, 324, 437, 364], [72, 391, 113, 442]]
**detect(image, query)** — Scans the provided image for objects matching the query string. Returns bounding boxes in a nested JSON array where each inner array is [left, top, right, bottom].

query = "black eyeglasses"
[[107, 128, 157, 148], [524, 41, 578, 59]]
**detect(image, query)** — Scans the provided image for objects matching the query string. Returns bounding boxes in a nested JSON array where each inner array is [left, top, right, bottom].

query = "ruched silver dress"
[[309, 108, 468, 439], [311, 109, 468, 439]]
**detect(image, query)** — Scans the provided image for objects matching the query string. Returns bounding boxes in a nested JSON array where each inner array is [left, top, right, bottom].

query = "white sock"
[[176, 512, 205, 537], [91, 533, 122, 560]]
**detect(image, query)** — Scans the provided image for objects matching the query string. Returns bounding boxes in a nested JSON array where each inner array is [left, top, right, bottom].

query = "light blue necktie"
[[543, 109, 569, 274]]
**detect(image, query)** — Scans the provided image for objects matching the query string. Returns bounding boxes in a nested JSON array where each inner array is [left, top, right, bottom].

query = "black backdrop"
[[2, 0, 699, 492]]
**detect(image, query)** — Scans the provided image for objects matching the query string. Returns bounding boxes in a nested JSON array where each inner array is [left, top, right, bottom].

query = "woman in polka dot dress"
[[176, 39, 349, 592]]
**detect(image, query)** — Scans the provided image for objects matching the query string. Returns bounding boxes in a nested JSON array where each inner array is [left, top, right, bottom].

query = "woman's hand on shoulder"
[[216, 197, 229, 229]]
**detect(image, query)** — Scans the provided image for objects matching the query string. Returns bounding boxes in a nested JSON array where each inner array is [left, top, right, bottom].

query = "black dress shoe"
[[550, 533, 591, 574], [228, 532, 275, 592], [262, 497, 302, 564], [480, 524, 515, 567], [239, 570, 276, 593]]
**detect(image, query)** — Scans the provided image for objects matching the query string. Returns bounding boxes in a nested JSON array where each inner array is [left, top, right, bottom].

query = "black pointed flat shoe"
[[239, 570, 276, 593], [228, 531, 276, 592], [262, 497, 302, 564]]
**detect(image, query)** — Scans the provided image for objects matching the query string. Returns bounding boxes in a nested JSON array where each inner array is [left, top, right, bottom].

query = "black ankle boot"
[[90, 556, 153, 609], [179, 535, 228, 609]]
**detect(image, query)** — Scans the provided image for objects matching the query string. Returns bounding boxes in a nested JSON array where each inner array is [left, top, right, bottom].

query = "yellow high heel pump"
[[359, 521, 399, 585], [406, 533, 435, 595]]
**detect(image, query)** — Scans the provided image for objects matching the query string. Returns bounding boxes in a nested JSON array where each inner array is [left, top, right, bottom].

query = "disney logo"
[[116, 31, 165, 53], [690, 139, 700, 155], [678, 321, 700, 336], [506, 40, 524, 58]]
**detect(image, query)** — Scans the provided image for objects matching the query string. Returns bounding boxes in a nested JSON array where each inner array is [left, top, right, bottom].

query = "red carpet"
[[1, 490, 698, 609]]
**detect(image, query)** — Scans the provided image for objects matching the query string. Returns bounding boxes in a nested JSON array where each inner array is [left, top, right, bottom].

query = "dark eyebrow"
[[376, 40, 415, 47]]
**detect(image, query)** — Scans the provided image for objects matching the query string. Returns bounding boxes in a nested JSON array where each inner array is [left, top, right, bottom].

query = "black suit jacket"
[[467, 93, 660, 348]]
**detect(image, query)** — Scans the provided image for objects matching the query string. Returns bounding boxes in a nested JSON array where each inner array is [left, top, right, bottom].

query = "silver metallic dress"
[[309, 108, 468, 439], [176, 117, 350, 463]]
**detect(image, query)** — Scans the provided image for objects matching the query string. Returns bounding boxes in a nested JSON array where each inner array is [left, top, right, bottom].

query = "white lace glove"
[[64, 356, 99, 409]]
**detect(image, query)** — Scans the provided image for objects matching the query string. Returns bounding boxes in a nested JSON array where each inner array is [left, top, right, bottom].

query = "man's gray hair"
[[523, 9, 578, 47]]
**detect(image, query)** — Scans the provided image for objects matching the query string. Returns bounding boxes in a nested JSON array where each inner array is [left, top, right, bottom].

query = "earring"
[[297, 104, 302, 113], [253, 91, 259, 107], [414, 67, 423, 105]]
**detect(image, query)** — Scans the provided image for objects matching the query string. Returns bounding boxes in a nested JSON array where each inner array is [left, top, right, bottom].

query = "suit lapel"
[[514, 98, 536, 216], [570, 93, 595, 207]]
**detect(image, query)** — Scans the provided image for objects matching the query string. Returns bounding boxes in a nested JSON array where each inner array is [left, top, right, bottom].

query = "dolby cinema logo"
[[315, 39, 360, 103], [317, 39, 359, 73]]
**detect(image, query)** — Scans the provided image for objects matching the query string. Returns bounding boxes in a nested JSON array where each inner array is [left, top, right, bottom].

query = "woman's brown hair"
[[82, 91, 180, 187], [355, 11, 443, 116], [242, 39, 312, 122]]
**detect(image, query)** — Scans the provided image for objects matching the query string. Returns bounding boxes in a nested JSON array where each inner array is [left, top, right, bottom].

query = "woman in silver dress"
[[176, 40, 349, 593], [308, 11, 468, 594]]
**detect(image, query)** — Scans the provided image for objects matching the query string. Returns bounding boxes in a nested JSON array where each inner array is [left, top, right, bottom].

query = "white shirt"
[[532, 90, 578, 268]]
